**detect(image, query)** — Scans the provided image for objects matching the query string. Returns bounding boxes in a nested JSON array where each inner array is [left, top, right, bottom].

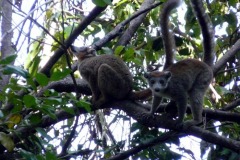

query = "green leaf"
[[36, 127, 52, 141], [0, 132, 15, 152], [23, 95, 37, 108], [28, 113, 42, 125], [28, 56, 41, 76], [43, 97, 62, 105], [46, 151, 58, 160], [204, 99, 212, 108], [115, 46, 125, 55], [63, 26, 75, 39], [25, 40, 42, 76], [224, 13, 237, 26], [36, 155, 45, 160], [40, 105, 57, 119], [62, 107, 75, 115], [7, 114, 22, 129], [0, 54, 17, 65], [19, 149, 36, 160], [229, 0, 237, 7], [50, 68, 71, 81], [124, 47, 135, 60], [92, 0, 108, 7], [3, 65, 29, 78], [76, 100, 91, 112], [103, 0, 112, 5], [132, 57, 142, 65], [102, 47, 113, 54], [27, 78, 37, 91], [36, 72, 49, 86]]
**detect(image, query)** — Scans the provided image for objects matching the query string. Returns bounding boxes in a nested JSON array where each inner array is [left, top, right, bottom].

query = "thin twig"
[[0, 0, 54, 42]]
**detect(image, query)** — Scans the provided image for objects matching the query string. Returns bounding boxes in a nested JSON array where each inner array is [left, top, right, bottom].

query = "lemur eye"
[[150, 80, 155, 84], [159, 80, 165, 84]]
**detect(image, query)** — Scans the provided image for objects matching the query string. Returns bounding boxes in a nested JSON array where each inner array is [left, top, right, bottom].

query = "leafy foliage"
[[0, 0, 239, 160]]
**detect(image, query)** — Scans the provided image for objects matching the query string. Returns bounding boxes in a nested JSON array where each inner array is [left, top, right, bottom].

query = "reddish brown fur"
[[148, 71, 166, 77]]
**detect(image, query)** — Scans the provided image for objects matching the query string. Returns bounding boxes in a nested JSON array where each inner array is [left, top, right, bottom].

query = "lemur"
[[70, 46, 151, 107], [144, 0, 214, 127]]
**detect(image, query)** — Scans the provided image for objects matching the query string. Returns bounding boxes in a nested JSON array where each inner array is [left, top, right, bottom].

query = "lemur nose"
[[155, 88, 160, 92]]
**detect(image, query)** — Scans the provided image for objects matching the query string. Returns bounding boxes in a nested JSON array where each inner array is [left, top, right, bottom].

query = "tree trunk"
[[0, 0, 14, 107]]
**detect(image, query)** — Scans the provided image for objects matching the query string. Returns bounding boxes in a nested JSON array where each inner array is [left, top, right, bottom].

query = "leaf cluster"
[[0, 0, 239, 159]]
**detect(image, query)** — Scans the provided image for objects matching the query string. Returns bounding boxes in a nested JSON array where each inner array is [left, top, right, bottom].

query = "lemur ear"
[[87, 48, 97, 56], [144, 72, 150, 79], [164, 71, 172, 79]]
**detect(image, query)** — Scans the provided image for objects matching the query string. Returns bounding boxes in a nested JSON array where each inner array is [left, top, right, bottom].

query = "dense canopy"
[[0, 0, 239, 159]]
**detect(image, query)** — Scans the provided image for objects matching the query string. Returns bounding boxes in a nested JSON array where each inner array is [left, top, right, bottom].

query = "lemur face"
[[144, 71, 172, 93], [70, 46, 96, 61]]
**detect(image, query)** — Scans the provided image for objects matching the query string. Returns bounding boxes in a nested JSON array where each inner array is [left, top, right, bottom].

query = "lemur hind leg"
[[94, 64, 130, 107], [185, 71, 212, 128], [185, 88, 204, 127]]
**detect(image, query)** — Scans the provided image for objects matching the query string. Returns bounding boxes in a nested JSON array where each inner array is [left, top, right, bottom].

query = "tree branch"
[[115, 0, 155, 47], [111, 101, 240, 153], [92, 2, 162, 50], [222, 98, 240, 111], [59, 116, 79, 157], [59, 149, 93, 159], [8, 100, 240, 154], [36, 77, 91, 97], [106, 131, 180, 160], [40, 5, 108, 77], [213, 39, 240, 75]]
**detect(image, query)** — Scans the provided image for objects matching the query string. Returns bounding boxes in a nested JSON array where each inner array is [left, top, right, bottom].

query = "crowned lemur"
[[144, 0, 214, 127], [71, 46, 151, 107]]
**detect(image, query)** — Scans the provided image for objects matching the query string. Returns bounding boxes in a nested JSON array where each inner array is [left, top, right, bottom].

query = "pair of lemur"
[[71, 0, 214, 127]]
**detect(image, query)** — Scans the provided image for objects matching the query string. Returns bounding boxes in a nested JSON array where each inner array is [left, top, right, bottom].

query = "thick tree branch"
[[222, 98, 240, 111], [111, 101, 240, 153], [8, 100, 240, 154], [115, 0, 155, 47], [36, 77, 91, 97], [203, 108, 240, 123], [40, 5, 107, 77], [213, 39, 240, 75], [92, 2, 162, 50], [70, 2, 162, 73]]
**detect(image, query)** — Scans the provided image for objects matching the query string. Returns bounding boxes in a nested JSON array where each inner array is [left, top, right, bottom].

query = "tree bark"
[[0, 0, 14, 107]]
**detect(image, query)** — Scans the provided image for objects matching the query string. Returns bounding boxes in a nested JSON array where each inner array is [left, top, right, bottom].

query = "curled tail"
[[190, 0, 215, 67], [129, 88, 152, 100], [160, 0, 182, 69]]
